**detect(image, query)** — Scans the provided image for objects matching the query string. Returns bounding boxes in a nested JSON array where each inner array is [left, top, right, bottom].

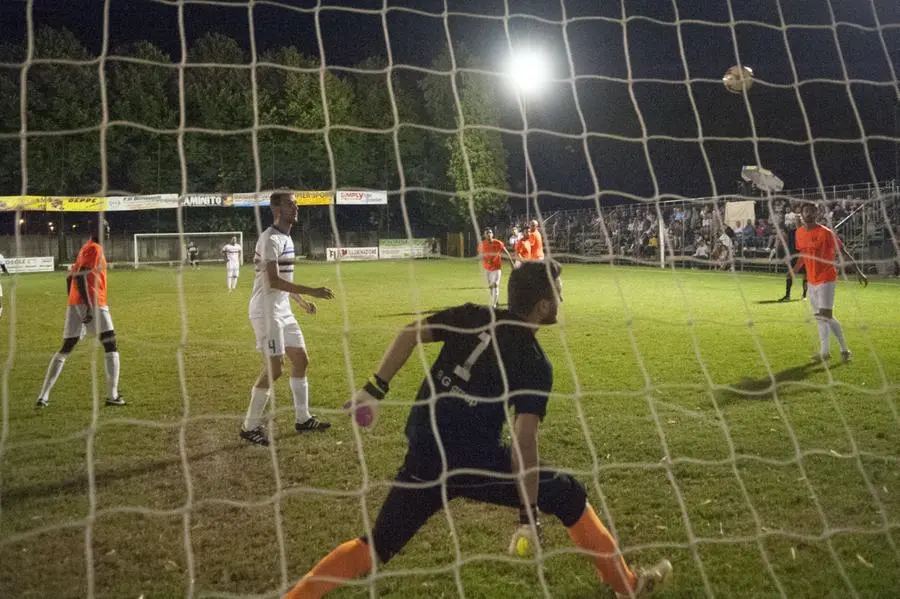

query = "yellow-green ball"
[[515, 537, 531, 557]]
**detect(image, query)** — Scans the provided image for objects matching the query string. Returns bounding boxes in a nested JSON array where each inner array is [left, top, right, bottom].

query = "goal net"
[[1, 1, 899, 599], [133, 231, 244, 268]]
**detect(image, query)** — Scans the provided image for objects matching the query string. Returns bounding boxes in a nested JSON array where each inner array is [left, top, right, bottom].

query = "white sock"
[[828, 318, 848, 353], [104, 351, 120, 399], [38, 353, 67, 400], [491, 287, 499, 306], [816, 318, 831, 356], [290, 377, 310, 423], [243, 386, 270, 431]]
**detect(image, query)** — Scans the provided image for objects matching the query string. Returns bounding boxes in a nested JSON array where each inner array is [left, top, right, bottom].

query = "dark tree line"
[[0, 27, 511, 233]]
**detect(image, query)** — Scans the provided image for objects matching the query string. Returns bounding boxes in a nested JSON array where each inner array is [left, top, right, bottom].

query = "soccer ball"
[[722, 65, 753, 94]]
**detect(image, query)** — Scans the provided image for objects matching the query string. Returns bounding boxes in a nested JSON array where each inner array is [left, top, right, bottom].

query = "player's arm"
[[511, 413, 540, 524], [289, 293, 317, 315], [507, 365, 550, 555], [343, 315, 444, 428], [502, 245, 515, 268], [264, 260, 334, 299]]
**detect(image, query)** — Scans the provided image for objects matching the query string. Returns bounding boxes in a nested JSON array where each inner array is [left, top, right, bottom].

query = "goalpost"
[[133, 231, 243, 269]]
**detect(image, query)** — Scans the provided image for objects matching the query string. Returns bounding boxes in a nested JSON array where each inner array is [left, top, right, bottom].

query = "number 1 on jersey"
[[453, 332, 492, 382]]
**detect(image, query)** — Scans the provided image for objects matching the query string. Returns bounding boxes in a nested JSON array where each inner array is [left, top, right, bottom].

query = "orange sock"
[[284, 538, 373, 599], [566, 504, 637, 595]]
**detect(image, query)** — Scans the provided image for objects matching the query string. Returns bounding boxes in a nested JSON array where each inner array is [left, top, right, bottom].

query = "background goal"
[[133, 231, 243, 269]]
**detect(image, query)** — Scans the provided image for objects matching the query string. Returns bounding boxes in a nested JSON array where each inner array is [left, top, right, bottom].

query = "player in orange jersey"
[[36, 220, 125, 408], [478, 228, 513, 308], [514, 233, 531, 267], [527, 219, 544, 260], [795, 202, 867, 362]]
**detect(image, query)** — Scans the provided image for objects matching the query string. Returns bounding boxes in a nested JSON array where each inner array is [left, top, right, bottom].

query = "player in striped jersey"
[[241, 192, 335, 446], [221, 236, 243, 292]]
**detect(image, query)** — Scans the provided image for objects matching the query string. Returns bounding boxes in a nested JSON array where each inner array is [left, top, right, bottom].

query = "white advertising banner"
[[335, 190, 387, 205], [724, 200, 756, 231], [4, 256, 55, 273], [325, 247, 379, 262], [106, 194, 179, 211], [378, 238, 439, 259]]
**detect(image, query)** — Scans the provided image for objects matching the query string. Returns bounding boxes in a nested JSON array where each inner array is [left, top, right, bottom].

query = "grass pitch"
[[1, 260, 899, 598]]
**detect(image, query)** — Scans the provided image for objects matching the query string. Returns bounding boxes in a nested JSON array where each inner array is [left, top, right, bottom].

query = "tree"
[[183, 32, 255, 193], [12, 27, 102, 195], [0, 43, 23, 194], [107, 40, 178, 194], [447, 71, 509, 228]]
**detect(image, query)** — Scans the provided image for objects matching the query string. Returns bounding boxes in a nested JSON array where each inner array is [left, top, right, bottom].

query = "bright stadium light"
[[506, 49, 551, 96], [506, 48, 551, 223]]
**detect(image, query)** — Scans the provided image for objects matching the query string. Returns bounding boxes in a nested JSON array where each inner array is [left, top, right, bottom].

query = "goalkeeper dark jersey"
[[404, 303, 552, 467]]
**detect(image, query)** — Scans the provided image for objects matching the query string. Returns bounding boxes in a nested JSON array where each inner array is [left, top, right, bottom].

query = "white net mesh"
[[1, 1, 899, 598]]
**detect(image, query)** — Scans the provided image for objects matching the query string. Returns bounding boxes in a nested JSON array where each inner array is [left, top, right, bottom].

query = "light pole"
[[506, 49, 551, 226]]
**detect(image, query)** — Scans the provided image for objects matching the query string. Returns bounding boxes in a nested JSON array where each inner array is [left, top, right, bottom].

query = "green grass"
[[1, 260, 899, 598]]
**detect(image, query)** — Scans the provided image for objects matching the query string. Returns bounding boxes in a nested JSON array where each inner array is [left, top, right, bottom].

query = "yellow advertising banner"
[[0, 195, 108, 212], [295, 191, 332, 206]]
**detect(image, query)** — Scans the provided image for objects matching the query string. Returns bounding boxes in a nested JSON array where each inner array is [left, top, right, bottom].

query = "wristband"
[[363, 374, 389, 401], [518, 504, 538, 524]]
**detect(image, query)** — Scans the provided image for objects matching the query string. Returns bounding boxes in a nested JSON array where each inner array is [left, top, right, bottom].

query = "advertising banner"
[[378, 238, 439, 259], [325, 247, 379, 262], [296, 191, 332, 206], [230, 192, 269, 208], [181, 194, 231, 208], [0, 196, 107, 212], [335, 190, 387, 205], [106, 194, 179, 211], [3, 256, 55, 273]]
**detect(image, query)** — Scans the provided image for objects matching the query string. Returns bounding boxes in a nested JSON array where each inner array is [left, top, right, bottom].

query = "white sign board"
[[378, 239, 439, 259], [724, 200, 756, 231], [106, 194, 179, 211], [3, 255, 55, 273], [325, 247, 379, 262], [335, 190, 387, 205]]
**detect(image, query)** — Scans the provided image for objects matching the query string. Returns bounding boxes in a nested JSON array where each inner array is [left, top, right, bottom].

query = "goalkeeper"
[[285, 261, 671, 599]]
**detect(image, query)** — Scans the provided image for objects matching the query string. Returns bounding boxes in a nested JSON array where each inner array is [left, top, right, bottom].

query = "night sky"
[[1, 0, 899, 206]]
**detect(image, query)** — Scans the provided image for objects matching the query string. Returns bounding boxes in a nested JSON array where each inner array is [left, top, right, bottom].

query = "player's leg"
[[37, 306, 85, 407], [452, 452, 669, 597], [284, 324, 331, 432], [241, 320, 284, 445], [817, 283, 849, 361], [0, 281, 4, 318], [781, 270, 793, 302], [807, 284, 832, 360], [491, 270, 502, 307], [285, 462, 444, 598], [97, 307, 125, 406]]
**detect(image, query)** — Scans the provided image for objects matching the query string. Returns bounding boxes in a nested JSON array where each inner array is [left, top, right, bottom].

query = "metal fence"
[[504, 180, 899, 273]]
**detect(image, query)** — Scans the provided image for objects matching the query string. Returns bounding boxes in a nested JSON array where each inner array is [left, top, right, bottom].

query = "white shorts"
[[227, 266, 240, 278], [808, 281, 836, 312], [484, 268, 501, 287], [63, 305, 114, 339], [252, 317, 305, 357]]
